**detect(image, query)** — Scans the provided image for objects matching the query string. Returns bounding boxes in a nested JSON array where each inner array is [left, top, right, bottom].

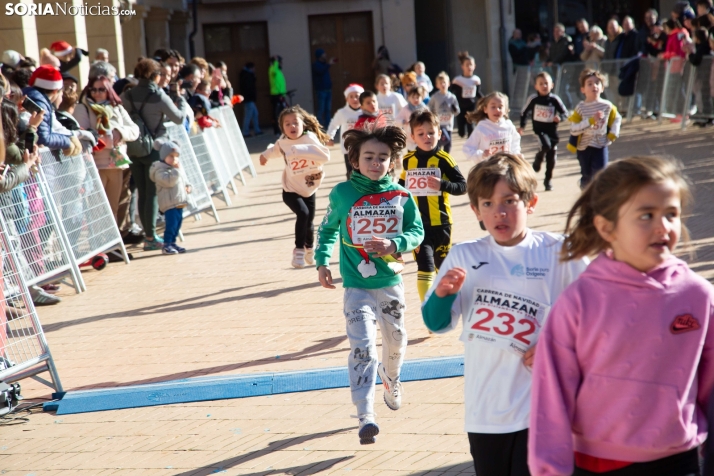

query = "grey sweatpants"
[[343, 283, 408, 416]]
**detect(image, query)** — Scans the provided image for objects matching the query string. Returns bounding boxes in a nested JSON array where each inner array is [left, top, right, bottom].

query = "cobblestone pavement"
[[2, 117, 713, 474]]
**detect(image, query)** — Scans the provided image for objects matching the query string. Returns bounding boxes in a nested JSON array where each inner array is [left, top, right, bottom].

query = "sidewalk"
[[3, 117, 714, 474]]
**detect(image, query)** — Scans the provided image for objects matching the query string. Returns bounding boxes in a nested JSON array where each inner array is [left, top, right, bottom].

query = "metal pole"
[[499, 0, 510, 94]]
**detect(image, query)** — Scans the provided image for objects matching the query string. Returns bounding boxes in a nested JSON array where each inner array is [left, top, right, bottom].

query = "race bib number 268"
[[464, 289, 550, 356]]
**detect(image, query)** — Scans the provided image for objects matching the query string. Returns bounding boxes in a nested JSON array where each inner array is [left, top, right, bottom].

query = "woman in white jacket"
[[462, 92, 521, 164], [74, 75, 140, 226], [259, 106, 331, 269]]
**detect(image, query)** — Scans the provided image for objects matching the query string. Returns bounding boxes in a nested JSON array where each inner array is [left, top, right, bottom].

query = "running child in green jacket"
[[315, 126, 424, 445]]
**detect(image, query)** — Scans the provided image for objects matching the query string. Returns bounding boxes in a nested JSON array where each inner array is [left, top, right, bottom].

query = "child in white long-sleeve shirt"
[[395, 86, 427, 151], [260, 105, 331, 268], [376, 74, 407, 126], [462, 92, 521, 164], [327, 83, 364, 179]]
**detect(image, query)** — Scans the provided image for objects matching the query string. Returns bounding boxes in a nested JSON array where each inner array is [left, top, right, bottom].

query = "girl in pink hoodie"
[[529, 156, 714, 476]]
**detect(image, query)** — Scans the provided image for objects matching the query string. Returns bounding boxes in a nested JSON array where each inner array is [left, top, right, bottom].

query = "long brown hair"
[[562, 156, 692, 261], [81, 75, 122, 106], [466, 91, 509, 124], [277, 105, 331, 144]]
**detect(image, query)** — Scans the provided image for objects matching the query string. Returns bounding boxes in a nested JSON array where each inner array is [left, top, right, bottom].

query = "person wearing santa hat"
[[326, 83, 364, 179], [50, 40, 89, 74], [22, 65, 82, 155]]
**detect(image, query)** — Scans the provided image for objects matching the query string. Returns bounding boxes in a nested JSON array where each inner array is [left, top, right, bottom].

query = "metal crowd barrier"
[[188, 128, 234, 206], [39, 150, 130, 290], [164, 123, 220, 222], [0, 213, 63, 393], [0, 171, 83, 292], [682, 55, 714, 128], [213, 106, 258, 184], [511, 57, 704, 127]]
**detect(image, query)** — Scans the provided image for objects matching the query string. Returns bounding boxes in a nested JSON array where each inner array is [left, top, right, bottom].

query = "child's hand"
[[553, 116, 561, 123], [435, 267, 466, 297], [523, 344, 537, 368], [594, 110, 605, 121], [426, 175, 441, 191], [28, 109, 45, 128], [326, 139, 335, 147], [482, 148, 491, 158], [517, 127, 524, 136], [363, 236, 396, 257], [259, 154, 268, 165], [318, 266, 336, 289]]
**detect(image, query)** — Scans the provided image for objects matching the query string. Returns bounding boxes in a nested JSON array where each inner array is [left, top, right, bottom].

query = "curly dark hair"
[[343, 126, 407, 173], [133, 58, 162, 80]]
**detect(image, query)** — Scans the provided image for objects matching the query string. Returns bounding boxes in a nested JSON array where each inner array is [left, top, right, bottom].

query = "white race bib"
[[439, 113, 453, 127], [405, 168, 441, 197], [345, 119, 357, 131], [534, 105, 555, 123], [591, 106, 610, 135], [488, 137, 510, 155], [379, 107, 395, 125], [462, 289, 550, 356], [288, 157, 321, 175], [462, 85, 477, 98], [350, 206, 403, 245]]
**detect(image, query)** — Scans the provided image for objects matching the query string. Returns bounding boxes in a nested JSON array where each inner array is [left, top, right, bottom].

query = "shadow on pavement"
[[171, 428, 354, 476]]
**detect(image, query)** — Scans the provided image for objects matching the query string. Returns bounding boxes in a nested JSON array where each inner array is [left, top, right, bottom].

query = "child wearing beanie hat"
[[149, 141, 192, 254]]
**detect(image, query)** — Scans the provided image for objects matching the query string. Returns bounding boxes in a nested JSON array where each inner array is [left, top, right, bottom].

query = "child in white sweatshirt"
[[327, 83, 364, 179], [376, 74, 407, 126], [395, 86, 428, 151], [462, 92, 521, 164], [260, 105, 331, 268]]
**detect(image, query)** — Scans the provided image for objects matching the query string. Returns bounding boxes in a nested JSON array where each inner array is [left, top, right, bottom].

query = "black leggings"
[[413, 226, 452, 273], [534, 132, 560, 184], [573, 447, 700, 476], [282, 191, 316, 249], [468, 429, 531, 476], [456, 112, 474, 138]]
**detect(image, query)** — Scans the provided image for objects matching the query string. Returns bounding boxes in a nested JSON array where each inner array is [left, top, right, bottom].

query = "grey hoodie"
[[149, 160, 191, 213]]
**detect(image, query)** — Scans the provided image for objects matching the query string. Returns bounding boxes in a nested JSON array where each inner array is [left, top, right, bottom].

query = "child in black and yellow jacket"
[[398, 110, 466, 302]]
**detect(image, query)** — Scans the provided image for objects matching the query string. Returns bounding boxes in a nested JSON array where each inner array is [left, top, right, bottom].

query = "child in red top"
[[354, 91, 387, 131]]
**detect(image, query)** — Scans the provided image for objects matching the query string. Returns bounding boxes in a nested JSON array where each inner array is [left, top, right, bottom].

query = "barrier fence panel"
[[199, 127, 238, 195], [217, 106, 257, 179], [208, 109, 246, 185], [0, 211, 63, 393], [188, 130, 233, 206], [682, 55, 714, 128], [164, 123, 220, 222], [509, 66, 533, 116], [555, 61, 586, 111], [207, 109, 240, 181], [659, 58, 689, 123], [39, 150, 130, 269], [0, 169, 84, 293]]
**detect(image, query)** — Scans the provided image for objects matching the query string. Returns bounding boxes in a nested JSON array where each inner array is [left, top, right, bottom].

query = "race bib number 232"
[[464, 289, 550, 356]]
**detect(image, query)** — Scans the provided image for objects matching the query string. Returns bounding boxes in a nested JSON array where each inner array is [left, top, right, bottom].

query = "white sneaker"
[[378, 364, 403, 411], [292, 248, 305, 268], [304, 248, 315, 266], [357, 414, 379, 445]]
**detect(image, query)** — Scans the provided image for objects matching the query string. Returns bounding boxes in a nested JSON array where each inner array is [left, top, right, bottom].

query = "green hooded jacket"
[[269, 59, 287, 96], [315, 171, 424, 289]]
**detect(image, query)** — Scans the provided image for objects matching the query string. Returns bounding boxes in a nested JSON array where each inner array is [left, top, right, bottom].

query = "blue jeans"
[[315, 89, 332, 127], [242, 101, 261, 135], [163, 207, 183, 245], [577, 146, 608, 188]]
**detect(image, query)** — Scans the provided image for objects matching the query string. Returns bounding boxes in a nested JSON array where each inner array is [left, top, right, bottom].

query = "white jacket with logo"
[[262, 131, 330, 197], [462, 117, 521, 163]]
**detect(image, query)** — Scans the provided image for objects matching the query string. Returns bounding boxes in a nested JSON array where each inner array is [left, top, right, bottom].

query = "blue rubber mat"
[[44, 355, 464, 415]]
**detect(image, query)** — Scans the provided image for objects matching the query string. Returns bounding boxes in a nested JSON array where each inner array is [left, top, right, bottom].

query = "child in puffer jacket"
[[149, 141, 192, 255]]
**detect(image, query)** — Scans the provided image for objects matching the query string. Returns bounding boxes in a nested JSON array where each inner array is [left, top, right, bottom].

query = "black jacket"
[[618, 30, 640, 59], [239, 68, 257, 102], [519, 92, 567, 135], [547, 35, 574, 64]]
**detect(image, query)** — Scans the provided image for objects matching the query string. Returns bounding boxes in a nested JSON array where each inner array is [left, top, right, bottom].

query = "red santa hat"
[[344, 83, 364, 97], [29, 65, 63, 91], [50, 41, 73, 58]]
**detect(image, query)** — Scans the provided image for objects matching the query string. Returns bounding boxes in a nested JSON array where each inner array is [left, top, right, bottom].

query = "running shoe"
[[143, 239, 163, 251], [357, 414, 379, 445], [162, 244, 179, 255], [292, 248, 305, 269], [304, 248, 315, 266], [173, 244, 186, 254], [29, 286, 61, 306], [378, 364, 403, 411]]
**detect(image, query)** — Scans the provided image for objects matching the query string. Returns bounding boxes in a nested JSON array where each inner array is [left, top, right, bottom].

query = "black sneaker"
[[122, 232, 144, 245], [533, 156, 543, 172], [544, 182, 553, 191]]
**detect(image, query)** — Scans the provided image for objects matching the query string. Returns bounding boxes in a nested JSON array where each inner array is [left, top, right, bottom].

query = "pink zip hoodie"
[[529, 253, 714, 476]]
